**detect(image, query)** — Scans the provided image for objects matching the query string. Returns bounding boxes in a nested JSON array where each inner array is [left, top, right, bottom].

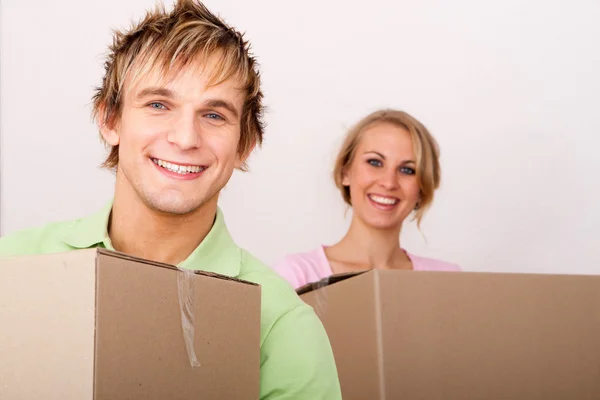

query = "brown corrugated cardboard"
[[0, 248, 261, 399], [298, 269, 600, 399]]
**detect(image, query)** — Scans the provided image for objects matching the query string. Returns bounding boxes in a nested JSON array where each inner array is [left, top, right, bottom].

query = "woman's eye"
[[400, 166, 416, 175], [368, 159, 382, 167]]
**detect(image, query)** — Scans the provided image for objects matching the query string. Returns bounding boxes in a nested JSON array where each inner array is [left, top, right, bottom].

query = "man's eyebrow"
[[205, 99, 240, 119], [133, 90, 240, 118], [135, 87, 178, 100]]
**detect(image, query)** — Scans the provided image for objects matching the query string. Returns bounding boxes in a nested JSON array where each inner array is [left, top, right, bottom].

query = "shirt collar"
[[61, 200, 113, 250], [61, 199, 241, 277]]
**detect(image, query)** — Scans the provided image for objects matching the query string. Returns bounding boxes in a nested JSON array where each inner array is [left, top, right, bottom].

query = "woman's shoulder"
[[271, 246, 332, 289], [407, 251, 462, 271]]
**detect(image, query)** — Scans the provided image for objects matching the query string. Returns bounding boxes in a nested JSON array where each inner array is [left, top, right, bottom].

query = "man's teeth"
[[152, 159, 205, 174], [369, 195, 398, 205]]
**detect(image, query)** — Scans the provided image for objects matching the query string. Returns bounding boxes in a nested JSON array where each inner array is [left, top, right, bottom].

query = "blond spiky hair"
[[92, 0, 264, 171]]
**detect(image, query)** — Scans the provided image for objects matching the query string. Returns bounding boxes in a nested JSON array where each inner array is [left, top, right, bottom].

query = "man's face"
[[102, 59, 247, 215]]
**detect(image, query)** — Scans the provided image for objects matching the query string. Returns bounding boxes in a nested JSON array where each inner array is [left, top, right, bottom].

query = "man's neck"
[[108, 188, 216, 266]]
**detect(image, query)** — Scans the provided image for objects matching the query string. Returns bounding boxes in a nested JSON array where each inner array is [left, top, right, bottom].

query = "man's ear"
[[235, 138, 257, 170], [97, 108, 120, 146]]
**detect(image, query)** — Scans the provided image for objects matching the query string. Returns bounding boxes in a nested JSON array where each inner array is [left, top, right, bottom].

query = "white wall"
[[1, 0, 599, 274]]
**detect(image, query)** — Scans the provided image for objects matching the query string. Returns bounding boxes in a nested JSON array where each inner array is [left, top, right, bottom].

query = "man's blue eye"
[[149, 102, 166, 110], [206, 113, 224, 120]]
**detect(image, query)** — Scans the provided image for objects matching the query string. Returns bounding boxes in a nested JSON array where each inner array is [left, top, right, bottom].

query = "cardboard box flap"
[[0, 247, 262, 399], [96, 248, 258, 286], [300, 269, 600, 400], [296, 271, 367, 295], [96, 248, 259, 370]]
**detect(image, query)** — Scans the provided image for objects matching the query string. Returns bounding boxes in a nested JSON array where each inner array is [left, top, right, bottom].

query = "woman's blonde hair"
[[333, 109, 441, 227]]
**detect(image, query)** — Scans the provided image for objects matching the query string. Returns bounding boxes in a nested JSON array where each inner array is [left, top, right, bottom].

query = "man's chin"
[[157, 203, 205, 216], [143, 196, 207, 216], [135, 185, 219, 216]]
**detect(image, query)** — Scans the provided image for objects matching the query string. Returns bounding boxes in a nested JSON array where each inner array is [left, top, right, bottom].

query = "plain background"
[[1, 0, 599, 274]]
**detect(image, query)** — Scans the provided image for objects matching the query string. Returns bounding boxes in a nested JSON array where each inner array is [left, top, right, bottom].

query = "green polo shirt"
[[0, 200, 342, 399]]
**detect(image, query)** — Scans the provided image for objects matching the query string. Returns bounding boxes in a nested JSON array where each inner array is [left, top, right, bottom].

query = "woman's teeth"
[[368, 194, 399, 205]]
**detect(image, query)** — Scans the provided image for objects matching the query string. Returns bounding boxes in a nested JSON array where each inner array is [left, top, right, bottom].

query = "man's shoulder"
[[237, 249, 343, 399], [0, 219, 78, 256], [238, 249, 303, 306], [237, 250, 312, 327]]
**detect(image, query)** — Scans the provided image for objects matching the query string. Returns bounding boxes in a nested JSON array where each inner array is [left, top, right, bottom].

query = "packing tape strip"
[[177, 268, 201, 367]]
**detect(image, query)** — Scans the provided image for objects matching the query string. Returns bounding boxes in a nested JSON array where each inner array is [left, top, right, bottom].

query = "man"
[[0, 1, 342, 398]]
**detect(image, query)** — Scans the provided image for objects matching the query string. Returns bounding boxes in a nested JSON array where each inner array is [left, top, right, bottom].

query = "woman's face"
[[342, 122, 421, 231]]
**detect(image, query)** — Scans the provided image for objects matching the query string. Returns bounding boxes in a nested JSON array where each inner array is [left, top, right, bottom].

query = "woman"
[[272, 109, 460, 289]]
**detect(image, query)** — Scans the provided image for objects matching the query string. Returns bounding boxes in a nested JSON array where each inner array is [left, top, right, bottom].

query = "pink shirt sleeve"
[[408, 252, 462, 271], [272, 247, 461, 289], [271, 247, 332, 290]]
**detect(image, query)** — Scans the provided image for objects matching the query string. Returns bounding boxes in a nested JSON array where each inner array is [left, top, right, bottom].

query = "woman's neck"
[[325, 216, 411, 274]]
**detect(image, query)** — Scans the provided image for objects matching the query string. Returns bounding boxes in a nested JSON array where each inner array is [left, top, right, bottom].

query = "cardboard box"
[[298, 269, 600, 399], [0, 248, 261, 400]]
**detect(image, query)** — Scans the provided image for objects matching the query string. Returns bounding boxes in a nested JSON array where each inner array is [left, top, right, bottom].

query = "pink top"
[[272, 245, 461, 289]]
